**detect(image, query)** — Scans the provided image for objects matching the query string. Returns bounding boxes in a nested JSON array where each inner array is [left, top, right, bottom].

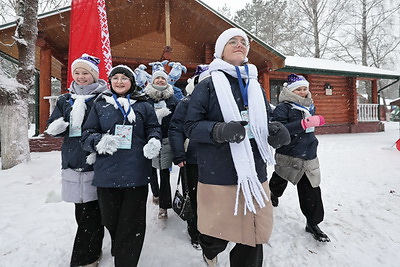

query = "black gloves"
[[268, 121, 291, 149], [213, 121, 248, 143], [212, 120, 290, 148]]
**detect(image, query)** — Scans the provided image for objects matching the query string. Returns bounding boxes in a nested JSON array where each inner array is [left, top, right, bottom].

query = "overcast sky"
[[200, 0, 251, 13]]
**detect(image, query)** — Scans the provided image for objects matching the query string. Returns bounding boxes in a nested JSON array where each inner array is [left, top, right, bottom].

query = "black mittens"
[[212, 121, 248, 143], [268, 121, 291, 149]]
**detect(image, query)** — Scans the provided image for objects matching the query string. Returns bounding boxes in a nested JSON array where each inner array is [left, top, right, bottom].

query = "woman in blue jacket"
[[81, 65, 162, 267]]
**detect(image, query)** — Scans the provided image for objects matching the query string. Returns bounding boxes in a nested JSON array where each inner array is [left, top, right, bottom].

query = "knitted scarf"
[[209, 58, 275, 215], [69, 80, 107, 130]]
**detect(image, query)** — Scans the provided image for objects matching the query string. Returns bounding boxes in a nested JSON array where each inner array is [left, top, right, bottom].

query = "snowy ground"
[[0, 122, 399, 267]]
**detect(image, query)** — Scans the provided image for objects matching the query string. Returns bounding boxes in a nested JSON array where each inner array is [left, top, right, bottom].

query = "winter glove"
[[212, 121, 248, 144], [143, 137, 162, 159], [301, 115, 325, 129], [96, 134, 120, 155], [268, 121, 291, 149], [45, 117, 69, 136]]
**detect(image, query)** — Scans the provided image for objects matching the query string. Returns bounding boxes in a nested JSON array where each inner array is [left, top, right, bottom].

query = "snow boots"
[[305, 223, 331, 242]]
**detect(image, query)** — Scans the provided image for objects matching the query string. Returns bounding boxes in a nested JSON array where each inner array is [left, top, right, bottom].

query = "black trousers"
[[70, 200, 104, 267], [269, 172, 324, 225], [150, 167, 172, 209], [200, 234, 263, 267], [181, 164, 200, 242], [149, 167, 159, 197], [97, 186, 148, 267]]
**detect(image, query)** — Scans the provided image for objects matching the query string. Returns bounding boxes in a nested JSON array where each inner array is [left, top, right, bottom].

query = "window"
[[270, 80, 285, 106]]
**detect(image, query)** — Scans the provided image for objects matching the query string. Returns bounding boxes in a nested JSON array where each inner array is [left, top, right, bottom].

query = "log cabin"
[[0, 0, 399, 152]]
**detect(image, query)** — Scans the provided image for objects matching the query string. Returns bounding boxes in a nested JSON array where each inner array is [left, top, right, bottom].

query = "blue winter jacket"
[[147, 96, 179, 139], [271, 102, 318, 160], [184, 73, 272, 185], [48, 93, 98, 172], [168, 95, 198, 165], [81, 92, 162, 188]]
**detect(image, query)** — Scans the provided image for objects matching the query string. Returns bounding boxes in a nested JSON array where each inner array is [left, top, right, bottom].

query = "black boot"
[[305, 223, 330, 242], [270, 193, 279, 207]]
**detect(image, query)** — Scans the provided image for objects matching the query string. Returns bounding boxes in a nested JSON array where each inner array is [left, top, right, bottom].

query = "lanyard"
[[113, 94, 131, 122], [235, 65, 249, 106], [69, 96, 95, 106]]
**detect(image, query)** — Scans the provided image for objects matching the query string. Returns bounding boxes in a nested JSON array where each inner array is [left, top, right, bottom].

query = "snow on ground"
[[0, 122, 399, 267]]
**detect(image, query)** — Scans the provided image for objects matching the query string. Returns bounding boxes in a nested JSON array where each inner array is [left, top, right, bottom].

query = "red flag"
[[67, 0, 112, 86]]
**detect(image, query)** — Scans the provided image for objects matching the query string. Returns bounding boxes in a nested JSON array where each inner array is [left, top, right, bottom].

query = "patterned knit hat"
[[71, 53, 100, 81], [284, 73, 309, 91]]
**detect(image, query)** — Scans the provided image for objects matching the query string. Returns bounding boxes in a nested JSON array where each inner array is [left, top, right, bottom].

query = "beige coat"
[[197, 181, 273, 247]]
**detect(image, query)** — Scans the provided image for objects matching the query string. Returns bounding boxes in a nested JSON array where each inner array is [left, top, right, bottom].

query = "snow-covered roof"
[[280, 56, 400, 80]]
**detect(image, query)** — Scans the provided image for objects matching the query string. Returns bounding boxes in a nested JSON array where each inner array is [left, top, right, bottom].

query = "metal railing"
[[357, 104, 379, 121]]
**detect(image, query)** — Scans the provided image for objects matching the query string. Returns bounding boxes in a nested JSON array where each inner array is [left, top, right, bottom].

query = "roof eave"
[[276, 66, 400, 80], [0, 6, 71, 31]]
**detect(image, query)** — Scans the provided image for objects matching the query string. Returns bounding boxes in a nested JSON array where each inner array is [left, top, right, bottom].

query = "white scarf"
[[70, 95, 95, 129], [209, 58, 275, 215], [103, 95, 136, 123]]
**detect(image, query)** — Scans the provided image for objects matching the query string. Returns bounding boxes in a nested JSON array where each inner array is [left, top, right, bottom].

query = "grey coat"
[[274, 152, 321, 187], [61, 169, 98, 203]]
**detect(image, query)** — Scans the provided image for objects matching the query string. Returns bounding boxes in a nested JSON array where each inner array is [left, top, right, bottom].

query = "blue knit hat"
[[284, 73, 309, 91]]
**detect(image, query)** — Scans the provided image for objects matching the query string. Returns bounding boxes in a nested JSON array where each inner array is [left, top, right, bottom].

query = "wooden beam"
[[111, 56, 202, 69], [39, 46, 52, 133], [164, 0, 171, 47]]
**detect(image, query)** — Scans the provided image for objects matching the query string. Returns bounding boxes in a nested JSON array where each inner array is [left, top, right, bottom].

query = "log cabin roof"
[[0, 0, 286, 80], [278, 56, 400, 80], [0, 0, 398, 83]]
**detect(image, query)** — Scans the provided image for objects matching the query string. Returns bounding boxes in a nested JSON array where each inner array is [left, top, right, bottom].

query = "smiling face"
[[72, 68, 95, 86], [110, 73, 132, 95], [292, 86, 309, 98], [153, 76, 167, 86], [222, 36, 249, 66]]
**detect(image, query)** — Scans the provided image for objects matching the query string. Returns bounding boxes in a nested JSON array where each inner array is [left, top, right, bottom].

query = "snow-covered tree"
[[0, 0, 39, 170]]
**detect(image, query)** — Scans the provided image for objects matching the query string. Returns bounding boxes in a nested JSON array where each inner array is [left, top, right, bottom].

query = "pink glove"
[[301, 115, 325, 129]]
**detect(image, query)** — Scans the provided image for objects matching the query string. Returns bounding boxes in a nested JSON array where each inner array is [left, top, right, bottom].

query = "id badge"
[[69, 116, 81, 137], [306, 127, 315, 133], [115, 124, 133, 149], [154, 100, 166, 109], [240, 110, 254, 139]]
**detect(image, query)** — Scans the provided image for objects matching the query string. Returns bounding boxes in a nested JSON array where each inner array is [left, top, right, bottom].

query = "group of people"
[[46, 27, 330, 267]]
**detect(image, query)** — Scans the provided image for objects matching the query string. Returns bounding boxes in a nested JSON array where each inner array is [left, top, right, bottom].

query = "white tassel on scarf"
[[209, 58, 275, 215], [104, 95, 136, 123], [70, 95, 95, 130]]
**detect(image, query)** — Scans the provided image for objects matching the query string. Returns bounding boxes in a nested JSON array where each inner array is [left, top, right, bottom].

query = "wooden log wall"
[[268, 72, 358, 126]]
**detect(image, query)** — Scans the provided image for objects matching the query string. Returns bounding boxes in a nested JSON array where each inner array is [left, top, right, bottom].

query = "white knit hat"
[[214, 28, 250, 63], [152, 70, 169, 84], [285, 73, 309, 91], [71, 53, 100, 81]]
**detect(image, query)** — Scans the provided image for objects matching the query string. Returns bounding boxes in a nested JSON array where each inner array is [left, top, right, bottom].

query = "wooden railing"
[[357, 104, 379, 121]]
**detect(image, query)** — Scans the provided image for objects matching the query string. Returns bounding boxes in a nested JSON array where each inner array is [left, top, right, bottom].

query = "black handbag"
[[172, 166, 192, 221]]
